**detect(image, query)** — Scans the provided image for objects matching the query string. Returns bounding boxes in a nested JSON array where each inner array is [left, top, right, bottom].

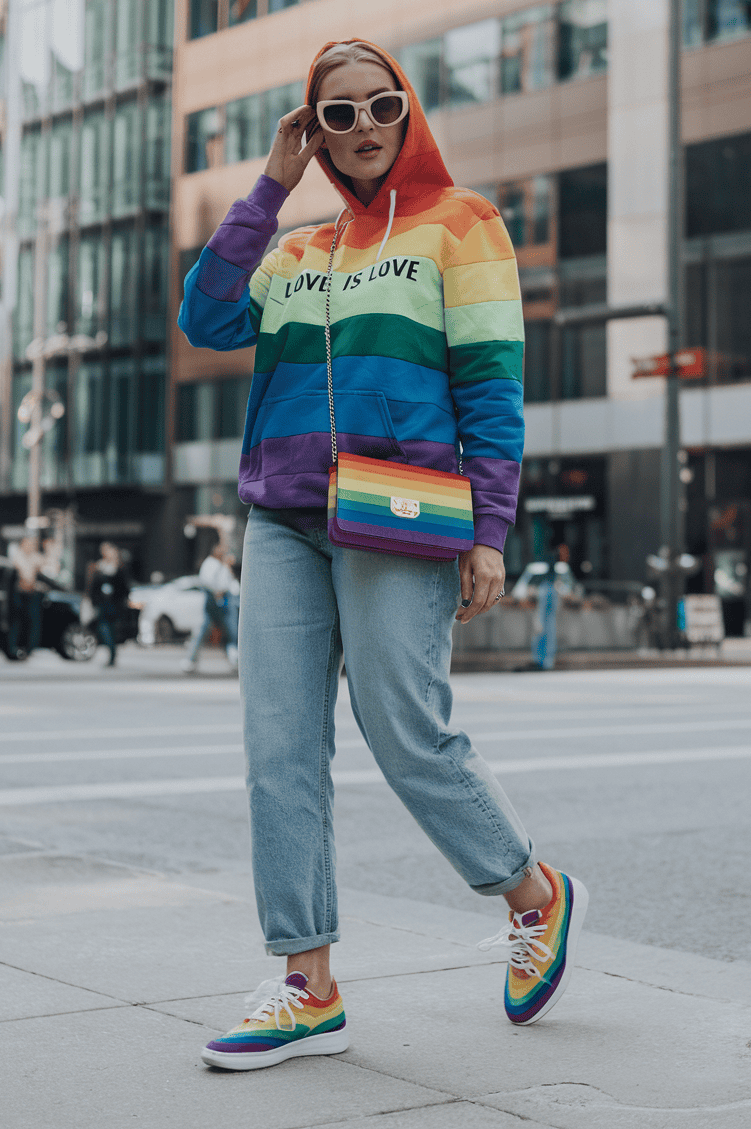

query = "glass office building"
[[0, 0, 172, 582]]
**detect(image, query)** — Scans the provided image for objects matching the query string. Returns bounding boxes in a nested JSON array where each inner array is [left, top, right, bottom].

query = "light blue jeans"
[[239, 506, 536, 956]]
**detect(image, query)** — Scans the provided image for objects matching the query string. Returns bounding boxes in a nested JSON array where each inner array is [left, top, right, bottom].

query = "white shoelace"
[[242, 976, 310, 1031], [477, 914, 554, 981]]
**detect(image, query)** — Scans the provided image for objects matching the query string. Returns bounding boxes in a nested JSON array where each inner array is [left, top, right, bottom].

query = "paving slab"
[[0, 962, 127, 1023], [336, 963, 751, 1110], [324, 1103, 553, 1129], [1, 1005, 449, 1129], [0, 857, 502, 1006], [480, 1084, 751, 1129]]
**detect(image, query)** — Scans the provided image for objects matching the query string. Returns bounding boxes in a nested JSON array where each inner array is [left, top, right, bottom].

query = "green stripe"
[[339, 488, 471, 519], [248, 296, 264, 334], [448, 340, 524, 386], [254, 314, 448, 374], [444, 300, 524, 347]]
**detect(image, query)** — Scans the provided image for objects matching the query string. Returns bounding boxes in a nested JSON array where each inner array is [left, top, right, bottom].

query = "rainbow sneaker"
[[478, 863, 588, 1026], [201, 972, 348, 1070]]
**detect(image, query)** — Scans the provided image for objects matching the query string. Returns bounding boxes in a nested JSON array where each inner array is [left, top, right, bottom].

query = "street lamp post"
[[661, 0, 686, 650]]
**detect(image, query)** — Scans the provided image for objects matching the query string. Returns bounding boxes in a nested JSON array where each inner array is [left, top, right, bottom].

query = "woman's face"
[[316, 61, 406, 192]]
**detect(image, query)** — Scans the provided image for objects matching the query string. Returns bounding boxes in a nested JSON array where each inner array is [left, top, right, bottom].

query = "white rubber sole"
[[201, 1026, 350, 1071], [512, 876, 589, 1026]]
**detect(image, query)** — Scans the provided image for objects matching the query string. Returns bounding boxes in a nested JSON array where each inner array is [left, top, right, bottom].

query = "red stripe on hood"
[[306, 39, 454, 217]]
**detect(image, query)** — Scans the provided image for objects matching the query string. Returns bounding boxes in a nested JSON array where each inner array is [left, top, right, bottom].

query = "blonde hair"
[[308, 42, 401, 109]]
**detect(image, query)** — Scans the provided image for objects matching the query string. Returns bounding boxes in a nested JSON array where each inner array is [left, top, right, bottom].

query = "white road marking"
[[0, 745, 245, 766], [3, 715, 751, 749], [1, 744, 750, 806], [0, 724, 242, 743]]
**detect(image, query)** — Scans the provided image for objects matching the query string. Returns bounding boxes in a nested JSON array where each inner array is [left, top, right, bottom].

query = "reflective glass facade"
[[8, 0, 173, 493]]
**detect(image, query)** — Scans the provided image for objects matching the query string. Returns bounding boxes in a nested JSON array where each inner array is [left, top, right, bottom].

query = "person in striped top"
[[180, 39, 588, 1071]]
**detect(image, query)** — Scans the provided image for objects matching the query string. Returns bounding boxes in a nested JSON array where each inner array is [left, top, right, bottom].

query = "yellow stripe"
[[294, 223, 461, 275], [340, 471, 472, 509], [444, 258, 520, 309], [449, 216, 515, 265]]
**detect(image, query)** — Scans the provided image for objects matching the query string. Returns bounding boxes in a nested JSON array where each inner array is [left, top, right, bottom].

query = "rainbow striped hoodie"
[[178, 41, 524, 553]]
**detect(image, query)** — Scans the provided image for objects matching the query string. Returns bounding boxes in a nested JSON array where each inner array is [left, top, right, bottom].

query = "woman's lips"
[[355, 143, 382, 155]]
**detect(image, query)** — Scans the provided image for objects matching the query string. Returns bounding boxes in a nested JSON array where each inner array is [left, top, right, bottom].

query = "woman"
[[180, 40, 588, 1071], [87, 542, 129, 667]]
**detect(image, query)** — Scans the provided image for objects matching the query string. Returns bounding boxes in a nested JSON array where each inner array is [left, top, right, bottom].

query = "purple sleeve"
[[473, 513, 509, 554], [196, 175, 289, 303]]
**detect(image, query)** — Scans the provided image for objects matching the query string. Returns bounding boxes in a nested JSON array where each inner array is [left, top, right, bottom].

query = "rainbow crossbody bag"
[[323, 213, 474, 562]]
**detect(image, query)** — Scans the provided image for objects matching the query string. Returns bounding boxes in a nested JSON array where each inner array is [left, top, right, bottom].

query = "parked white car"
[[136, 575, 205, 645]]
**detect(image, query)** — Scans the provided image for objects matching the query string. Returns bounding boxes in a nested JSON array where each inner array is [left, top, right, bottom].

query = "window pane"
[[686, 131, 751, 238], [500, 5, 555, 94], [14, 248, 35, 359], [145, 0, 173, 78], [77, 233, 106, 336], [189, 0, 218, 39], [532, 176, 551, 243], [683, 0, 704, 46], [499, 185, 525, 245], [706, 0, 751, 41], [195, 381, 215, 441], [108, 358, 135, 480], [137, 357, 166, 455], [524, 320, 551, 403], [47, 237, 70, 335], [176, 383, 197, 442], [110, 228, 138, 345], [558, 0, 608, 81], [80, 111, 109, 223], [20, 2, 50, 119], [444, 20, 500, 107], [112, 101, 141, 216], [715, 257, 751, 381], [145, 96, 171, 209], [19, 128, 45, 237], [401, 39, 441, 114], [218, 376, 252, 438], [115, 0, 142, 88], [185, 107, 221, 172], [229, 0, 257, 24], [560, 277, 607, 399], [558, 164, 607, 258], [268, 0, 299, 11], [225, 93, 264, 163], [84, 0, 110, 99], [265, 83, 304, 152], [141, 224, 169, 341], [48, 118, 73, 200]]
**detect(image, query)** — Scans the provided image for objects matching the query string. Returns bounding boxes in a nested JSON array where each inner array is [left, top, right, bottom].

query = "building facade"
[[0, 0, 173, 584], [144, 2, 750, 630]]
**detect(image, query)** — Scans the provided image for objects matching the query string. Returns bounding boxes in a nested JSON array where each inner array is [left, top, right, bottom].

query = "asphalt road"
[[2, 643, 750, 964]]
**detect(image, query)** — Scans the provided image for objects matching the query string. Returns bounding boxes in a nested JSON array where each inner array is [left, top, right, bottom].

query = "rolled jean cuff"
[[469, 838, 538, 897], [265, 931, 340, 957]]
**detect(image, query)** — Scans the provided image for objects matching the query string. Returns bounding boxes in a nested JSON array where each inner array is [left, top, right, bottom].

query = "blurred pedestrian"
[[181, 541, 238, 673], [87, 542, 129, 667], [180, 39, 588, 1071], [8, 536, 45, 658]]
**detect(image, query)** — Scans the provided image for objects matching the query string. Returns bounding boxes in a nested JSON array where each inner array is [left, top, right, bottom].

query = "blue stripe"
[[339, 498, 473, 533], [338, 501, 473, 539]]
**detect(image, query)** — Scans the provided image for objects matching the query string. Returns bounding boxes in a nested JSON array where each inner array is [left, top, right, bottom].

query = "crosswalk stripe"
[[0, 744, 749, 806]]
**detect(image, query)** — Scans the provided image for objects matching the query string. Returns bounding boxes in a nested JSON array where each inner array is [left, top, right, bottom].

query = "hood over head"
[[306, 39, 454, 216]]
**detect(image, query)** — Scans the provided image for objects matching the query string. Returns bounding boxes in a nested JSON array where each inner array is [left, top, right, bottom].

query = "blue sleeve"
[[177, 174, 289, 352]]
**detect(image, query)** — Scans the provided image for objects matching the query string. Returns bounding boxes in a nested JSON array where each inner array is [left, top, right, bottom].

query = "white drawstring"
[[375, 189, 397, 262]]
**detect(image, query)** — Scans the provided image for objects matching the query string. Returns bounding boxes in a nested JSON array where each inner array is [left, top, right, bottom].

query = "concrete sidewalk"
[[2, 850, 751, 1128]]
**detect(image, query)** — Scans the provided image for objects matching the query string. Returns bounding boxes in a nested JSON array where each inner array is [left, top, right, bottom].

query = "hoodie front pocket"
[[251, 389, 406, 464]]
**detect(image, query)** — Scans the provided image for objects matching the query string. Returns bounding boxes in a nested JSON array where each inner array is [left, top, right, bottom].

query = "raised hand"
[[264, 105, 324, 194]]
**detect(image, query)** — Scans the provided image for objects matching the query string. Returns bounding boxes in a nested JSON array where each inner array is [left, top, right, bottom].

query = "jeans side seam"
[[318, 617, 339, 939], [425, 566, 519, 858]]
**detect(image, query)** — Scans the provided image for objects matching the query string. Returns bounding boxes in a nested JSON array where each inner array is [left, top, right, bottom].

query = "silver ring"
[[494, 588, 505, 602]]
